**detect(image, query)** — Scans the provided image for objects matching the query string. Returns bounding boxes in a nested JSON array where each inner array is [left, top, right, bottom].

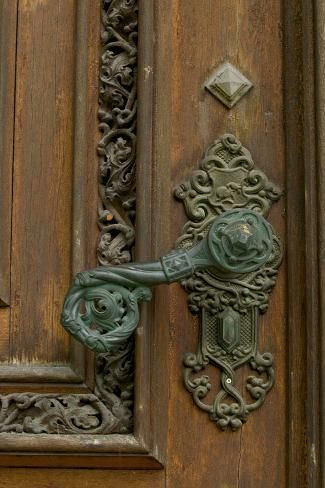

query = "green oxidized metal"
[[61, 134, 283, 432], [61, 208, 273, 352], [174, 134, 282, 431]]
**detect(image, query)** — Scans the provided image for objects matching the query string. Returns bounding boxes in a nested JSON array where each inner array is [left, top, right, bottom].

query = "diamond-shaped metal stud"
[[205, 62, 253, 108]]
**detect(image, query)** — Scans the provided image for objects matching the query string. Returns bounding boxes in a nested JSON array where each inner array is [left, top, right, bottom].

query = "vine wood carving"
[[0, 342, 134, 434], [97, 0, 138, 266], [0, 0, 137, 435]]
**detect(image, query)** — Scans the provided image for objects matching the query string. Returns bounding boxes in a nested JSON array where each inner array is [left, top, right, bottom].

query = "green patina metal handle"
[[61, 209, 273, 353]]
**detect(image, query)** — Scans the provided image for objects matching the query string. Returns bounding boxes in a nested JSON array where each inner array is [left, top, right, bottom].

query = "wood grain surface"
[[0, 469, 165, 488], [284, 0, 321, 486], [9, 0, 75, 363], [0, 0, 100, 375], [0, 0, 17, 308], [314, 0, 325, 486]]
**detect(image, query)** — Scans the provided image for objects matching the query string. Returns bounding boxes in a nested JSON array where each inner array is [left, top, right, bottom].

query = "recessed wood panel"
[[9, 0, 76, 364]]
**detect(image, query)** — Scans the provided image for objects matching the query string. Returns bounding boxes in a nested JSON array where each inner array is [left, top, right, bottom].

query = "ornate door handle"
[[61, 208, 273, 353], [61, 134, 282, 430]]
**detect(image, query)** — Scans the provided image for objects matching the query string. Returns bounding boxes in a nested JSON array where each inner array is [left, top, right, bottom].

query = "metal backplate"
[[174, 133, 282, 431]]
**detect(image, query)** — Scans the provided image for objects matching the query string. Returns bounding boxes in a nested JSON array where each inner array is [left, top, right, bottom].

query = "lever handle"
[[61, 208, 273, 353]]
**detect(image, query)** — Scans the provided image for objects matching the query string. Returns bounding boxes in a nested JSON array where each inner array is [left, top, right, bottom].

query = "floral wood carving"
[[0, 342, 134, 434], [97, 0, 138, 266], [0, 0, 137, 435], [94, 0, 139, 433], [175, 134, 283, 431]]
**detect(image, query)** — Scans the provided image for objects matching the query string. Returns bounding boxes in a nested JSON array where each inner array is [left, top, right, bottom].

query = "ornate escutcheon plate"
[[174, 133, 282, 431]]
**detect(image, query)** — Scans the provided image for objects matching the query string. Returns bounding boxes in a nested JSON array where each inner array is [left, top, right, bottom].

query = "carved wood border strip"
[[97, 0, 138, 267]]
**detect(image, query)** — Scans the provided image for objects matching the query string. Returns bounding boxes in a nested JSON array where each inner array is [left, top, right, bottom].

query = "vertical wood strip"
[[285, 0, 322, 484], [0, 0, 18, 307], [154, 1, 286, 486], [69, 0, 101, 384], [150, 0, 174, 467], [314, 0, 325, 485], [283, 2, 308, 486], [134, 0, 155, 451], [301, 1, 320, 485]]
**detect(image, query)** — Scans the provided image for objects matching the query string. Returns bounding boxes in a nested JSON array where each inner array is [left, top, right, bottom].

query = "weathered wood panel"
[[0, 0, 160, 469], [9, 0, 76, 364]]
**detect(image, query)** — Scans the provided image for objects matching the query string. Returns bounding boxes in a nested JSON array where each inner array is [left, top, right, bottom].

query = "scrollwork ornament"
[[0, 340, 136, 435], [98, 0, 138, 266], [94, 0, 139, 434], [176, 134, 282, 431], [61, 267, 152, 353]]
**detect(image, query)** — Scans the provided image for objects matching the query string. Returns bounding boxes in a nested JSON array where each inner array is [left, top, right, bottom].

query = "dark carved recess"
[[97, 0, 138, 266], [0, 0, 137, 435], [95, 0, 138, 433]]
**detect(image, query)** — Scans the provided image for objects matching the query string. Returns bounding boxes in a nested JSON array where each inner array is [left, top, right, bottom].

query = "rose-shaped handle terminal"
[[207, 209, 273, 274]]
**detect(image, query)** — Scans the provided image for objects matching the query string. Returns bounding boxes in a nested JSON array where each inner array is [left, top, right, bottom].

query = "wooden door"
[[0, 1, 323, 487]]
